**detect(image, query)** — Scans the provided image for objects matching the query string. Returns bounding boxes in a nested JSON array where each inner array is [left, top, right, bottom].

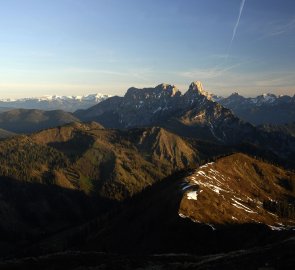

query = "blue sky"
[[0, 0, 295, 98]]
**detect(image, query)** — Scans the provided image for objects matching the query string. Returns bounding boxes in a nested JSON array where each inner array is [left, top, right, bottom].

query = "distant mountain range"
[[0, 86, 294, 126], [217, 92, 295, 125], [0, 93, 111, 112]]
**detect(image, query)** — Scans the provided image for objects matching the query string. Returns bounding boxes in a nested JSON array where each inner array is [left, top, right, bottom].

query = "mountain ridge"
[[0, 93, 111, 112], [217, 92, 295, 125]]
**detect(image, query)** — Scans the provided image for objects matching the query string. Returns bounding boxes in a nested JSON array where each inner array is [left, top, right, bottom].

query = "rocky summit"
[[75, 81, 248, 143]]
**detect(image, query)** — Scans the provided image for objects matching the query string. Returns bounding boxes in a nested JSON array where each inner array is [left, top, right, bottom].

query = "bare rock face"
[[75, 81, 242, 143], [124, 83, 181, 101], [185, 81, 214, 101], [189, 81, 207, 95]]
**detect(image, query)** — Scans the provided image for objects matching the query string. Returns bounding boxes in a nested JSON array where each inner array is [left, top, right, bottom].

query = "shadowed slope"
[[0, 109, 79, 133]]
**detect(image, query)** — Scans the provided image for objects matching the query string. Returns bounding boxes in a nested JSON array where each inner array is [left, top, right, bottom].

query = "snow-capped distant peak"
[[0, 93, 112, 112], [81, 93, 111, 101], [251, 93, 277, 105], [0, 93, 111, 102]]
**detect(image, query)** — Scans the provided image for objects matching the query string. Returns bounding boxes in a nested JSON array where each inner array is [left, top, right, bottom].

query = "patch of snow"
[[211, 186, 223, 194], [187, 191, 198, 200], [178, 213, 187, 218], [268, 225, 285, 231], [196, 170, 207, 177], [178, 213, 200, 224], [199, 162, 214, 169], [207, 224, 216, 231], [231, 198, 256, 214], [267, 211, 278, 217]]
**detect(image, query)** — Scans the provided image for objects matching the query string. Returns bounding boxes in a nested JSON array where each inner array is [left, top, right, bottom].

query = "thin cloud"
[[178, 63, 243, 80], [265, 18, 295, 38], [64, 67, 152, 82]]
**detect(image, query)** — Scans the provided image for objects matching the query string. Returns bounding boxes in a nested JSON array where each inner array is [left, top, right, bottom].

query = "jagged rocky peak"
[[156, 83, 181, 97], [189, 81, 204, 92], [231, 92, 242, 97], [125, 84, 181, 100], [255, 93, 277, 103], [185, 81, 212, 100]]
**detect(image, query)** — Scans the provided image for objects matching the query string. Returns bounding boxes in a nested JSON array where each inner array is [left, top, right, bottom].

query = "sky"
[[0, 0, 295, 98]]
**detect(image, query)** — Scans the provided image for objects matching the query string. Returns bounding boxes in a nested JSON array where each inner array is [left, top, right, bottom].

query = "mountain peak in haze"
[[0, 93, 111, 112], [219, 91, 295, 125]]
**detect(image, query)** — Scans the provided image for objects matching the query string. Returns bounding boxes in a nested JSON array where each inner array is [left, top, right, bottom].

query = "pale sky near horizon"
[[0, 0, 295, 98]]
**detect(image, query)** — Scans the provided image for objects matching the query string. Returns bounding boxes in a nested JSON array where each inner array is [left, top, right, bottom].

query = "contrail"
[[230, 0, 246, 46], [213, 0, 246, 70]]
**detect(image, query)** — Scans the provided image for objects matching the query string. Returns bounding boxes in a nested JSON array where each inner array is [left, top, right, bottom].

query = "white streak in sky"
[[230, 0, 246, 46]]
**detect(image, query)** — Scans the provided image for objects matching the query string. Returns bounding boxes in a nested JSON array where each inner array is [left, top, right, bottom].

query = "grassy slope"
[[0, 122, 209, 200], [180, 153, 295, 225]]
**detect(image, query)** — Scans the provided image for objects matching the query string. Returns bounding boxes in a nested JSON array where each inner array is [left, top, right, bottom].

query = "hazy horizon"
[[0, 81, 294, 100], [1, 0, 295, 98]]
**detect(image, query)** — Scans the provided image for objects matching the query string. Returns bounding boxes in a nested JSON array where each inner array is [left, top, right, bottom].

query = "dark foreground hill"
[[0, 177, 114, 258], [1, 238, 295, 270], [0, 122, 294, 268], [3, 153, 293, 270], [68, 154, 294, 255]]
